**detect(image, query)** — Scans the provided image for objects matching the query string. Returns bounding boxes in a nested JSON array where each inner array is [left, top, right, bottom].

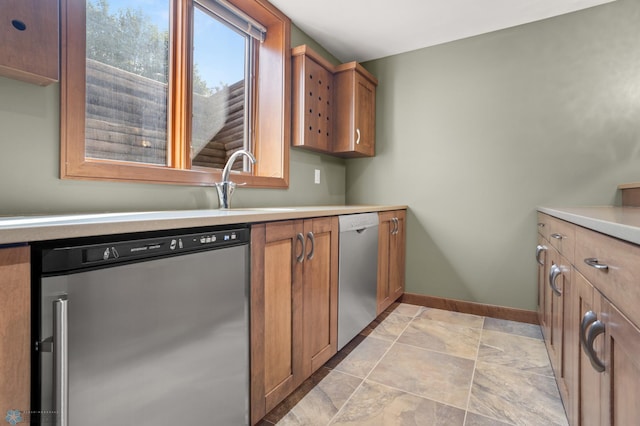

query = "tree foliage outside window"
[[86, 0, 211, 95]]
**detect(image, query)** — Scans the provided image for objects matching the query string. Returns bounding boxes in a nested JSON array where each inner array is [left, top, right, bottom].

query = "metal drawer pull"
[[391, 217, 399, 235], [296, 233, 305, 263], [306, 232, 315, 260], [53, 297, 69, 426], [585, 320, 606, 373], [550, 233, 564, 240], [584, 258, 609, 270], [548, 264, 563, 296], [535, 245, 547, 266], [355, 128, 361, 145]]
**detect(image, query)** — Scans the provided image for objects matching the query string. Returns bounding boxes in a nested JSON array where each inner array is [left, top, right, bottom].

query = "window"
[[61, 0, 291, 187]]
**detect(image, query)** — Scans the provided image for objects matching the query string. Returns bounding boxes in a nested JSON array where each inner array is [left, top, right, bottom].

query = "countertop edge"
[[0, 205, 408, 245], [538, 206, 640, 246]]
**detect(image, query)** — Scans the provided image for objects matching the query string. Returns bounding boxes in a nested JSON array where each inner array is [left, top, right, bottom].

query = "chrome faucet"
[[214, 149, 257, 209]]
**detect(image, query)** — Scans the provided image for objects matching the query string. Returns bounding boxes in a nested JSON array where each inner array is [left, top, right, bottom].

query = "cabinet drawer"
[[547, 215, 575, 264], [537, 212, 551, 240], [575, 225, 640, 329]]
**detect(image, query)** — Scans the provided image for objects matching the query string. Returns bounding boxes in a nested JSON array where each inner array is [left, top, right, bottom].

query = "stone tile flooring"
[[258, 303, 568, 426]]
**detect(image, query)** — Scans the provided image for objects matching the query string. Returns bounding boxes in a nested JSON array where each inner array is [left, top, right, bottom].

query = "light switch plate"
[[314, 169, 321, 184]]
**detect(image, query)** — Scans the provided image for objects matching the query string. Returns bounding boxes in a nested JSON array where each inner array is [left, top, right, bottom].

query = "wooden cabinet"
[[546, 245, 571, 405], [599, 295, 640, 425], [250, 217, 338, 425], [291, 46, 335, 154], [333, 63, 377, 157], [0, 0, 59, 85], [0, 246, 30, 418], [570, 267, 640, 426], [536, 234, 549, 338], [377, 210, 406, 315], [291, 45, 378, 158], [537, 212, 640, 425], [537, 212, 574, 407], [250, 220, 304, 423], [301, 217, 339, 376], [571, 269, 602, 426]]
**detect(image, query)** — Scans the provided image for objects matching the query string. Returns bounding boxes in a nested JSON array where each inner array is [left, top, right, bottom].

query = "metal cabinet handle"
[[535, 244, 547, 266], [580, 311, 597, 352], [584, 258, 609, 271], [53, 297, 69, 426], [355, 128, 361, 145], [296, 233, 305, 263], [306, 232, 315, 260], [580, 311, 606, 373], [391, 217, 399, 235], [548, 264, 563, 296], [550, 233, 564, 240], [585, 320, 606, 373]]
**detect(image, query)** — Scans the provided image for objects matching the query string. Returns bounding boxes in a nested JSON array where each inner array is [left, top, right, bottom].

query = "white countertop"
[[0, 205, 407, 245], [538, 206, 640, 246]]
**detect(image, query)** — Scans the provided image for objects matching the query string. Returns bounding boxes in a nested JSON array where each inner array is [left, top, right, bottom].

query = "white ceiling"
[[270, 0, 616, 63]]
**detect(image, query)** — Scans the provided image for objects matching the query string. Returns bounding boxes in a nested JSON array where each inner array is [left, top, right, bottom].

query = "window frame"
[[60, 0, 291, 188]]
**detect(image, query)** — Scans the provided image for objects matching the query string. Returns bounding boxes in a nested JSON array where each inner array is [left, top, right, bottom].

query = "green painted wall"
[[0, 26, 345, 215], [347, 0, 640, 310]]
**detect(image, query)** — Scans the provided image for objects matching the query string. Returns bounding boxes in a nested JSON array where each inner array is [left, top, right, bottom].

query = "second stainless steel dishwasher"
[[338, 213, 379, 350], [32, 225, 250, 425]]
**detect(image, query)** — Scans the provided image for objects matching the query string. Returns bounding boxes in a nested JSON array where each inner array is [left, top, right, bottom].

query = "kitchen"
[[1, 0, 639, 424]]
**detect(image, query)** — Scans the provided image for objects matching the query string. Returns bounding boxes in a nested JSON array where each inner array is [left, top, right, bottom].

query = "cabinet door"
[[377, 210, 406, 315], [600, 296, 640, 426], [0, 0, 59, 85], [291, 49, 334, 153], [377, 212, 393, 314], [536, 236, 549, 337], [572, 269, 602, 426], [302, 217, 338, 376], [389, 210, 406, 302], [333, 65, 377, 157], [547, 247, 570, 404], [0, 246, 30, 417], [352, 71, 376, 156], [250, 221, 304, 424]]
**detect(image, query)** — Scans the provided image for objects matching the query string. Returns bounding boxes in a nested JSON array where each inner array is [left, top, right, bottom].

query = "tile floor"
[[258, 303, 568, 426]]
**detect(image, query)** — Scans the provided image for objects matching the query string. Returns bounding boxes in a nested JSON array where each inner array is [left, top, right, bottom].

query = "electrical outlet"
[[314, 169, 321, 184]]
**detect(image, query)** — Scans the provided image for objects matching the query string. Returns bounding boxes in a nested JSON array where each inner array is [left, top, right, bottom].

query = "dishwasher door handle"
[[53, 297, 69, 426]]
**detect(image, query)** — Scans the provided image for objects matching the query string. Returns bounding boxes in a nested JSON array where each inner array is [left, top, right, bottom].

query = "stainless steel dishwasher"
[[338, 213, 379, 350], [32, 226, 250, 425]]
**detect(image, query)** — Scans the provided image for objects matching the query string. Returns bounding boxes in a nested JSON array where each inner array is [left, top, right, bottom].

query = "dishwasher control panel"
[[39, 226, 250, 274]]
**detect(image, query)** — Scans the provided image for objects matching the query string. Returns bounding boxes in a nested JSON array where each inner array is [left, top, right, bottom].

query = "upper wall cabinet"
[[291, 45, 378, 158], [292, 45, 335, 154], [0, 0, 59, 85], [333, 62, 377, 157]]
